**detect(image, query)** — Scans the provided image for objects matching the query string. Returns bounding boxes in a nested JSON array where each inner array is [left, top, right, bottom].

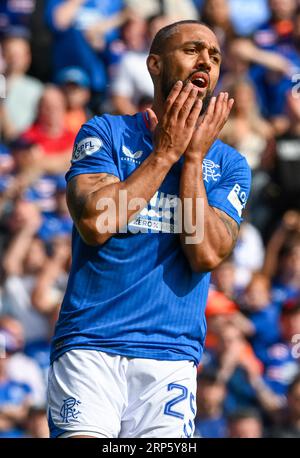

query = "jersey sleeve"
[[65, 116, 120, 183], [207, 156, 252, 225]]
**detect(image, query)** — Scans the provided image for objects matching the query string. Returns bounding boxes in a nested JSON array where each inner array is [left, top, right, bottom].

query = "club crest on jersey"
[[72, 137, 102, 162], [202, 159, 221, 182], [60, 397, 81, 423], [121, 145, 143, 165]]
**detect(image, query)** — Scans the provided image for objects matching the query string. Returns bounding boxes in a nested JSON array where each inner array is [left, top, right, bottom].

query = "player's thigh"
[[120, 359, 197, 438], [47, 349, 126, 438]]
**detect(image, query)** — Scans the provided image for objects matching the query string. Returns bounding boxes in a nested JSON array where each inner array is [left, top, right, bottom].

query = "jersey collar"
[[138, 111, 152, 139]]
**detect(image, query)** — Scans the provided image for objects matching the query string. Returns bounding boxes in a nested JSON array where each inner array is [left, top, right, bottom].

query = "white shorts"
[[47, 349, 197, 438]]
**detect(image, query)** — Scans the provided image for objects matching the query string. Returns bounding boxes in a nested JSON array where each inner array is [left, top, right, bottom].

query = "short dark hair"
[[227, 408, 262, 424], [197, 368, 224, 386], [149, 20, 213, 55]]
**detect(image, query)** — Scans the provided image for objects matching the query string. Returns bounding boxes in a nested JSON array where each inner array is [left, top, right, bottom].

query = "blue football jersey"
[[50, 112, 251, 365]]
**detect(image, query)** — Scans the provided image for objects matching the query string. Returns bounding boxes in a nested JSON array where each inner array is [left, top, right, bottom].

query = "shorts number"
[[164, 383, 188, 419]]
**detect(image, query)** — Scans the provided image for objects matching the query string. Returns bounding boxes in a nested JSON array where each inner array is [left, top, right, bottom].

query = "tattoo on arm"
[[66, 177, 88, 224], [98, 174, 120, 185], [213, 208, 239, 248], [66, 173, 120, 224]]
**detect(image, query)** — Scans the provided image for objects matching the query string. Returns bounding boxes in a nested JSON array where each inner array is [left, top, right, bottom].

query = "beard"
[[160, 66, 213, 116]]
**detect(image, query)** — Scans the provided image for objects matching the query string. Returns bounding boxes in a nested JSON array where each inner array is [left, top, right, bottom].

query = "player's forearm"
[[74, 152, 175, 245], [179, 156, 233, 272]]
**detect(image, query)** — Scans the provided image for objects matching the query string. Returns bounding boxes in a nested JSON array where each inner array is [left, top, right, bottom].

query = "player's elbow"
[[189, 252, 223, 273], [77, 217, 110, 246]]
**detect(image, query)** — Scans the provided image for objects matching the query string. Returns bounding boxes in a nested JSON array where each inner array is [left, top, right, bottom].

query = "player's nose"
[[196, 49, 211, 71]]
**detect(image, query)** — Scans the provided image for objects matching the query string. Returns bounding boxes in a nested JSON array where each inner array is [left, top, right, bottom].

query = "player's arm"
[[66, 160, 169, 246], [67, 81, 203, 246], [179, 93, 247, 272], [180, 170, 240, 272]]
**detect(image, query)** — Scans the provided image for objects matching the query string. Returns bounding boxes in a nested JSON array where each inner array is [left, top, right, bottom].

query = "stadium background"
[[0, 0, 300, 438]]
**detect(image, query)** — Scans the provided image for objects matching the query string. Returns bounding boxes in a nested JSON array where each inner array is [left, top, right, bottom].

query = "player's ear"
[[147, 54, 162, 77]]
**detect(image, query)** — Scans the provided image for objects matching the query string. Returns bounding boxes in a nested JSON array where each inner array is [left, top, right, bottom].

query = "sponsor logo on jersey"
[[128, 191, 180, 234], [72, 137, 103, 162], [227, 183, 247, 217], [121, 145, 143, 165]]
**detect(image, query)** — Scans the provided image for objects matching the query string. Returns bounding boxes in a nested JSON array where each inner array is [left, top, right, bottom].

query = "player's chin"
[[192, 84, 208, 99]]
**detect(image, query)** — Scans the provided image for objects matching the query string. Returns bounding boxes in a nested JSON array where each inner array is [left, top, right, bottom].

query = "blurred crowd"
[[0, 0, 300, 439]]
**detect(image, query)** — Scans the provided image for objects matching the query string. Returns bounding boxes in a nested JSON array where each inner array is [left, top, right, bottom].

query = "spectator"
[[0, 33, 44, 141], [203, 322, 262, 411], [21, 85, 74, 174], [263, 210, 300, 282], [125, 0, 198, 21], [227, 408, 264, 438], [107, 15, 149, 74], [0, 345, 31, 438], [211, 259, 237, 300], [24, 405, 49, 438], [37, 177, 73, 242], [0, 1, 36, 37], [0, 143, 13, 176], [45, 0, 128, 95], [204, 288, 239, 350], [29, 0, 53, 83], [232, 222, 265, 289], [0, 316, 45, 408], [270, 233, 300, 307], [269, 373, 300, 437], [56, 66, 92, 135], [239, 272, 281, 363], [263, 298, 300, 396], [1, 201, 51, 347], [254, 0, 297, 50], [262, 93, 300, 226], [1, 138, 66, 215], [220, 79, 273, 171], [228, 0, 270, 37], [111, 15, 154, 115], [31, 235, 71, 316], [195, 369, 227, 438], [204, 322, 283, 415]]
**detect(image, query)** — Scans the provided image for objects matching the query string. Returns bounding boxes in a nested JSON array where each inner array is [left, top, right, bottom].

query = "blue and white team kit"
[[47, 112, 251, 438]]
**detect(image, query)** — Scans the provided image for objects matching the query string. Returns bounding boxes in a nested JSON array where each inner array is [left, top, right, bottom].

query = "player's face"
[[160, 24, 221, 113]]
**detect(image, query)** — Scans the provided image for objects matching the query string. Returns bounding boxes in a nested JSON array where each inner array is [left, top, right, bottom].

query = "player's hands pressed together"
[[185, 92, 234, 160], [146, 81, 203, 164]]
